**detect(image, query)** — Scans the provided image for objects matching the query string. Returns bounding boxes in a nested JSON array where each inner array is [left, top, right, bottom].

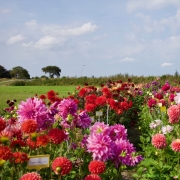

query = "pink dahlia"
[[48, 128, 66, 144], [76, 111, 91, 129], [57, 98, 77, 119], [152, 134, 167, 149], [88, 160, 106, 174], [171, 139, 180, 152], [85, 174, 102, 180], [167, 105, 180, 124], [20, 172, 42, 180], [17, 97, 51, 129], [86, 133, 114, 161], [90, 122, 109, 135], [109, 124, 127, 141], [52, 157, 72, 175]]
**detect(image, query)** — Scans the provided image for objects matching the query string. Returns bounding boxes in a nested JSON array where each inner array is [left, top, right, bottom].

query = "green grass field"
[[0, 86, 77, 115]]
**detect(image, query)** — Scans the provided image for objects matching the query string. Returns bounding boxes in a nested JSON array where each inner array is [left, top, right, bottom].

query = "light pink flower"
[[167, 105, 180, 124], [171, 139, 180, 152], [152, 133, 167, 149]]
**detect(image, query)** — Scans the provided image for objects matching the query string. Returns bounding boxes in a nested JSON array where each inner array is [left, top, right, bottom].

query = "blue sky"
[[1, 0, 180, 78]]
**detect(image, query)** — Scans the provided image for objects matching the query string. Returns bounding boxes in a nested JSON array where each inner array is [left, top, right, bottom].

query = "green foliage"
[[42, 65, 61, 78], [0, 65, 11, 78], [9, 66, 30, 79], [10, 81, 26, 86]]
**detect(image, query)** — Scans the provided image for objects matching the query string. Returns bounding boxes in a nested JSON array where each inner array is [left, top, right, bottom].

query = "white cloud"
[[22, 35, 66, 49], [161, 63, 174, 66], [1, 9, 10, 13], [121, 57, 135, 62], [7, 34, 26, 45], [127, 0, 180, 12], [42, 22, 98, 36], [25, 20, 37, 29]]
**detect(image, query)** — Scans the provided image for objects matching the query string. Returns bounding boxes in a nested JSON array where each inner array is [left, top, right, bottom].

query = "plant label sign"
[[96, 111, 103, 116], [27, 154, 50, 170]]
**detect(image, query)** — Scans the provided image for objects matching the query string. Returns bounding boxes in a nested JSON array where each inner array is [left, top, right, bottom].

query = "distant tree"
[[9, 66, 30, 79], [42, 66, 61, 78], [174, 70, 179, 77], [0, 65, 11, 78]]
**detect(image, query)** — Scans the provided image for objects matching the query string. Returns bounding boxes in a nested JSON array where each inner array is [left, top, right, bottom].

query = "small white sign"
[[27, 155, 50, 170], [96, 111, 103, 116]]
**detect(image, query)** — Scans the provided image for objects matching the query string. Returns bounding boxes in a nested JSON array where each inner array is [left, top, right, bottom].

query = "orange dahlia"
[[52, 157, 72, 176], [88, 160, 106, 174], [21, 119, 37, 134], [12, 152, 29, 164]]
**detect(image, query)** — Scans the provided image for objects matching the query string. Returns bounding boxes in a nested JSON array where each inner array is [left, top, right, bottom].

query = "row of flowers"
[[0, 80, 143, 179]]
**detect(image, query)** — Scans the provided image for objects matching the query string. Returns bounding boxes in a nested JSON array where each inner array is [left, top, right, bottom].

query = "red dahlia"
[[0, 118, 6, 132], [48, 128, 66, 144], [85, 174, 102, 180], [12, 152, 29, 164], [21, 119, 37, 134], [52, 157, 72, 175], [20, 172, 42, 180], [0, 145, 12, 160], [88, 160, 106, 174], [36, 134, 50, 147]]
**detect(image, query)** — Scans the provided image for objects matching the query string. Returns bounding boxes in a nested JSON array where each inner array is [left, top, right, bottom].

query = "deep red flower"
[[169, 94, 175, 102], [85, 103, 97, 112], [85, 174, 102, 180], [0, 118, 6, 132], [48, 128, 66, 144], [148, 98, 157, 108], [39, 94, 46, 100], [96, 96, 106, 106], [26, 137, 37, 149], [86, 94, 97, 103], [155, 93, 163, 99], [36, 134, 50, 147], [52, 157, 72, 175], [12, 152, 29, 163], [0, 145, 12, 160], [20, 172, 42, 180], [10, 140, 26, 149], [78, 88, 87, 97], [88, 161, 106, 174], [21, 119, 37, 134], [162, 83, 170, 91], [152, 134, 167, 149], [102, 87, 112, 98]]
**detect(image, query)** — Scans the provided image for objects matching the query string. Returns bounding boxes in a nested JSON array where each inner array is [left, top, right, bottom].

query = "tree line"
[[0, 65, 61, 79]]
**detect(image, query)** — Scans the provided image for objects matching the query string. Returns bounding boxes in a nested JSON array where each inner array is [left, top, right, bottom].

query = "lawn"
[[0, 86, 77, 115]]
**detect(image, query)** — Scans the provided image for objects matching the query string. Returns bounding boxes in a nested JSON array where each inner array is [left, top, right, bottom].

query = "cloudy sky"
[[1, 0, 180, 78]]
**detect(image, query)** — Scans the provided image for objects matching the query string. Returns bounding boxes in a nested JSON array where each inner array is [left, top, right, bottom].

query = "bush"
[[9, 81, 26, 86]]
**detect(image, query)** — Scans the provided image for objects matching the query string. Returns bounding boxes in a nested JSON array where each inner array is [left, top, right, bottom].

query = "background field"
[[0, 86, 76, 115]]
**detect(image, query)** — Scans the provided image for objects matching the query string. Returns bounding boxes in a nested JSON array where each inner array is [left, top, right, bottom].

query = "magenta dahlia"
[[76, 111, 91, 129], [17, 97, 51, 129], [85, 174, 102, 180]]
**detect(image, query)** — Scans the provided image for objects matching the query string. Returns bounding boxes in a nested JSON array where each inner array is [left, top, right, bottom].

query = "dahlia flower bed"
[[133, 80, 180, 179], [0, 80, 143, 180]]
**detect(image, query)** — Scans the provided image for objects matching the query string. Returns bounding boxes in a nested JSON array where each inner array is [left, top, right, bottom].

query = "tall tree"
[[42, 66, 61, 78], [9, 66, 30, 79], [0, 65, 11, 78]]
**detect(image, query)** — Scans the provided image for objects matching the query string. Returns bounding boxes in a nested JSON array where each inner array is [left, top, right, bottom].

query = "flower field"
[[0, 79, 180, 179]]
